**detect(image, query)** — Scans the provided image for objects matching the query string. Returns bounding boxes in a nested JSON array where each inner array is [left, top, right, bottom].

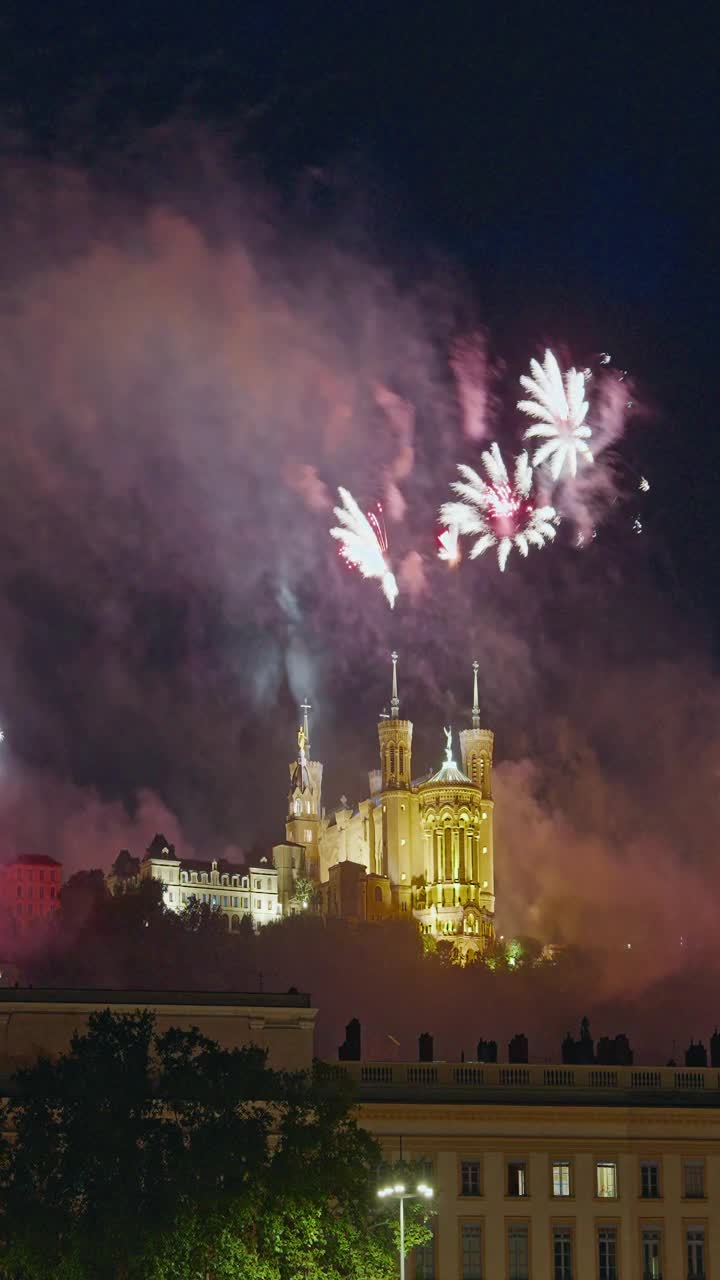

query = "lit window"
[[461, 1161, 481, 1196], [683, 1159, 705, 1198], [508, 1223, 529, 1280], [641, 1227, 662, 1280], [552, 1160, 571, 1197], [482, 811, 487, 819], [553, 1226, 573, 1280], [640, 1160, 660, 1198], [687, 1226, 705, 1278], [507, 1161, 528, 1197], [597, 1226, 617, 1280], [596, 1160, 617, 1198], [461, 1223, 482, 1280], [305, 829, 313, 842]]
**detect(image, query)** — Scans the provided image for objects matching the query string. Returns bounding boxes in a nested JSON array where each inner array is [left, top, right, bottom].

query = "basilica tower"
[[459, 661, 495, 800], [377, 652, 413, 909], [285, 700, 323, 879], [413, 725, 495, 950]]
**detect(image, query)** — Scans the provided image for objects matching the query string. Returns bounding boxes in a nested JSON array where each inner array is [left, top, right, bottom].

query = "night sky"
[[0, 2, 717, 992]]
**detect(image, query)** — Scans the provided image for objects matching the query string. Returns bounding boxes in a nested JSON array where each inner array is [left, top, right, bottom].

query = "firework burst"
[[518, 350, 593, 480], [330, 488, 399, 607], [440, 443, 557, 572]]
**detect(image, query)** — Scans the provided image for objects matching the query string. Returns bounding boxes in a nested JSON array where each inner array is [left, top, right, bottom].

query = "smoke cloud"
[[0, 137, 715, 1028]]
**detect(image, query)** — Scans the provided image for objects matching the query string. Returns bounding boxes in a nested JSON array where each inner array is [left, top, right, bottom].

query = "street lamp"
[[377, 1180, 434, 1280]]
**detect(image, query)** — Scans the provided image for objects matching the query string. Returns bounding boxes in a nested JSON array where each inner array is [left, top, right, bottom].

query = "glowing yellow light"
[[482, 812, 487, 819]]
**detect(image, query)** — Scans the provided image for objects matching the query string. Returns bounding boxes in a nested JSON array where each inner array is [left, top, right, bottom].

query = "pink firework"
[[439, 443, 557, 571]]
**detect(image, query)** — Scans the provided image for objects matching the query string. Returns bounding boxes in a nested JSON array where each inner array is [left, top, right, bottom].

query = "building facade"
[[110, 842, 280, 931], [275, 656, 496, 950], [0, 855, 62, 928], [0, 988, 316, 1074], [348, 1059, 720, 1280]]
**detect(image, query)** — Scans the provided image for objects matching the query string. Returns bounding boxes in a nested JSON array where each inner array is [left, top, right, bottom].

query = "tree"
[[59, 868, 108, 929], [293, 875, 314, 907], [0, 1011, 431, 1279]]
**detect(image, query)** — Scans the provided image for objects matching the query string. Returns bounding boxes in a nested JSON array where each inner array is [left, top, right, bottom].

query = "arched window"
[[374, 886, 383, 903], [399, 745, 405, 777], [470, 754, 478, 785], [294, 797, 301, 815], [389, 744, 395, 775]]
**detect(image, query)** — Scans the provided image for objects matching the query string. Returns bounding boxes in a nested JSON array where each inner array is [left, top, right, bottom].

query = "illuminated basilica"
[[273, 656, 496, 952]]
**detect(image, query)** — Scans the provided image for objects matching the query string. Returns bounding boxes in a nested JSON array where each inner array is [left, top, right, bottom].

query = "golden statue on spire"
[[298, 725, 306, 755]]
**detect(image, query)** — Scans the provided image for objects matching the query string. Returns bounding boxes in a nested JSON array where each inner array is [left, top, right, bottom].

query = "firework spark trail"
[[330, 488, 399, 607], [438, 525, 460, 565], [518, 350, 593, 480], [439, 443, 557, 572]]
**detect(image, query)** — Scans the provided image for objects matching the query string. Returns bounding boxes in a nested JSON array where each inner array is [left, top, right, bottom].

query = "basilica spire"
[[472, 660, 480, 729], [390, 651, 400, 719]]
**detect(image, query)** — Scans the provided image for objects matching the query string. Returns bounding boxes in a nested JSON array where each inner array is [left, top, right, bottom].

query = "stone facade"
[[349, 1059, 720, 1280], [0, 988, 315, 1075]]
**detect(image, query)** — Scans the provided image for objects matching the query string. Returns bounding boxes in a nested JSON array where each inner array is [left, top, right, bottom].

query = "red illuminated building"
[[0, 855, 62, 927]]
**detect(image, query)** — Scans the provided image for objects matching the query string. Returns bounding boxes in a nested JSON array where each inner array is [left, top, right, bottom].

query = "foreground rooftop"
[[341, 1059, 720, 1107], [0, 988, 311, 1009]]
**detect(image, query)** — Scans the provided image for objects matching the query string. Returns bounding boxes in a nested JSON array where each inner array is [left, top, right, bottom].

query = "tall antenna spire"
[[301, 699, 311, 756], [390, 651, 400, 719], [472, 660, 480, 729]]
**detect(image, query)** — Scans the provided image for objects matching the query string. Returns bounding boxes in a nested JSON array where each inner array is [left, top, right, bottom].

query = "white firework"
[[518, 350, 593, 480], [438, 525, 460, 565], [330, 487, 398, 608], [439, 443, 557, 572]]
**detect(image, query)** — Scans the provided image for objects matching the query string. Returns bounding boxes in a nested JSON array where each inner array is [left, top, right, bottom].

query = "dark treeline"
[[7, 873, 720, 1066], [0, 1009, 431, 1279]]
